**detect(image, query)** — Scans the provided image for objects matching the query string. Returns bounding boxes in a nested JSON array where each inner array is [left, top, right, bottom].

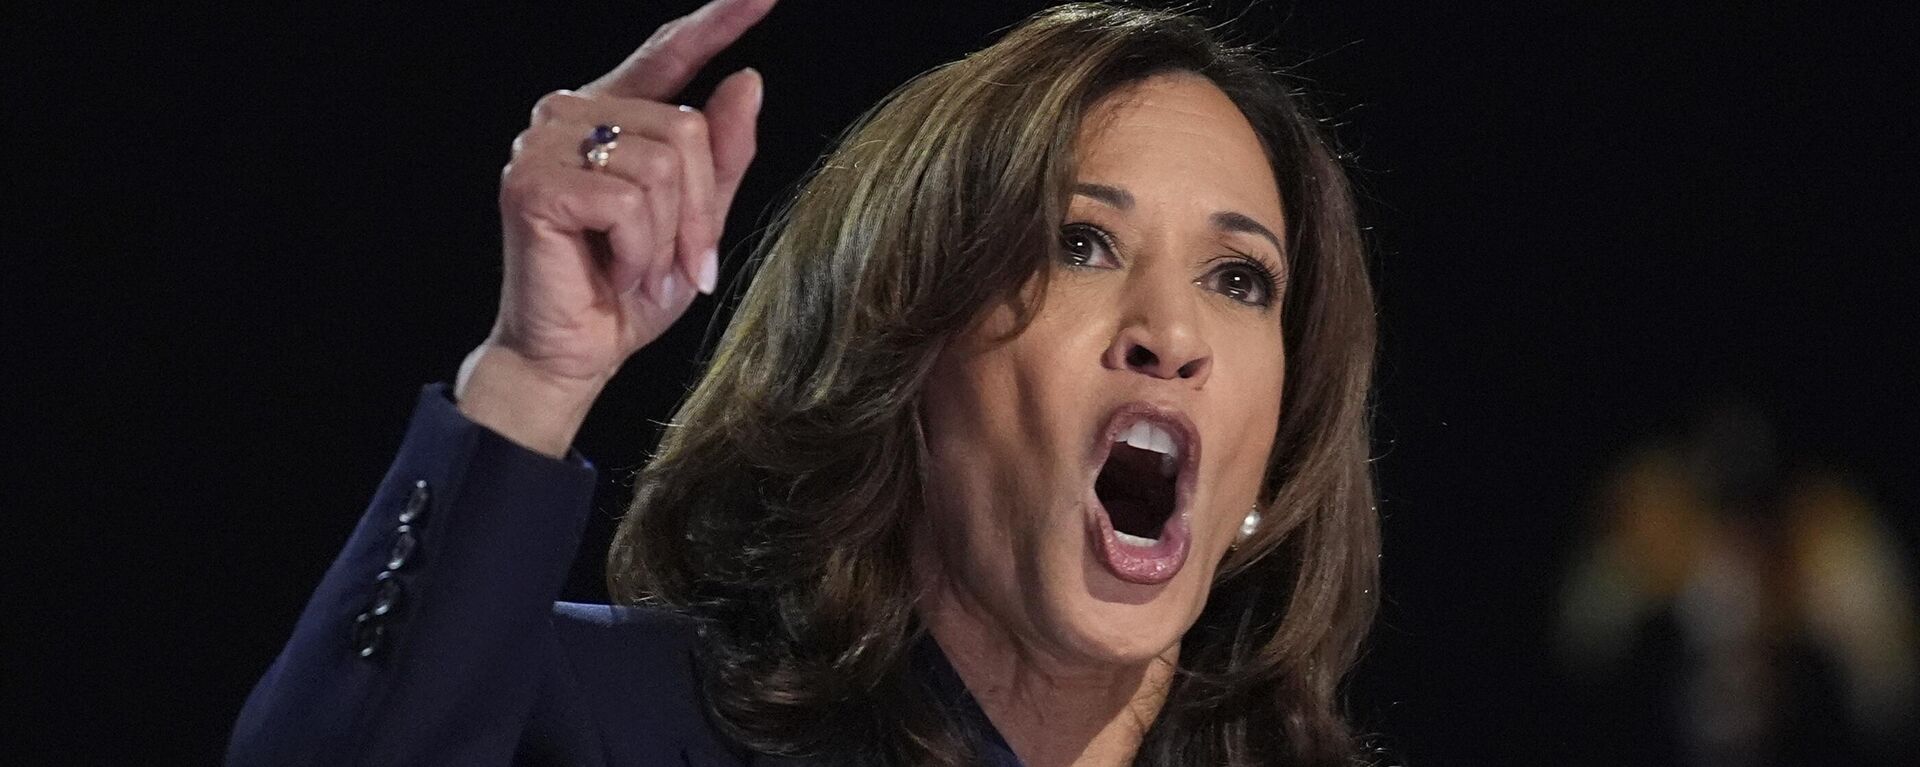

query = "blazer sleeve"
[[227, 382, 600, 766]]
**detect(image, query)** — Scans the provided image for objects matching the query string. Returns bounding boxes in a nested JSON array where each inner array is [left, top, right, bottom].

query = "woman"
[[228, 0, 1379, 764]]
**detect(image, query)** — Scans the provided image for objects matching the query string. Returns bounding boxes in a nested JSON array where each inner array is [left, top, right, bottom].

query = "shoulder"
[[552, 600, 699, 641], [543, 602, 749, 762], [548, 600, 704, 693]]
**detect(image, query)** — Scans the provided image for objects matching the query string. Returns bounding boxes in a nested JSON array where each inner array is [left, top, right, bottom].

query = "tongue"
[[1095, 443, 1176, 540]]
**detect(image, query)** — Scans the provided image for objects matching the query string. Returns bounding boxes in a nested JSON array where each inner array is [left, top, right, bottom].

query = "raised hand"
[[457, 0, 777, 457]]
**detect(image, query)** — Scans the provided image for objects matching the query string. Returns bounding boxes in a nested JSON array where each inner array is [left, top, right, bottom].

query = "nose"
[[1102, 291, 1213, 387]]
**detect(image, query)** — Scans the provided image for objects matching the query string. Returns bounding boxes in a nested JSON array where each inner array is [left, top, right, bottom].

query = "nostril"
[[1125, 345, 1158, 370], [1176, 359, 1205, 379]]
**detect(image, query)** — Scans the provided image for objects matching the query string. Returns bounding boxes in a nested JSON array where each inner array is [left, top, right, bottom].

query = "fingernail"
[[697, 248, 719, 295], [657, 271, 682, 305]]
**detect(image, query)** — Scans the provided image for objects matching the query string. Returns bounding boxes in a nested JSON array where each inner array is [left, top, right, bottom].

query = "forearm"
[[227, 384, 599, 766]]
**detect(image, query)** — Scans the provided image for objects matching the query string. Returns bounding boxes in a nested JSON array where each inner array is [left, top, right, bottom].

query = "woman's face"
[[918, 72, 1289, 665]]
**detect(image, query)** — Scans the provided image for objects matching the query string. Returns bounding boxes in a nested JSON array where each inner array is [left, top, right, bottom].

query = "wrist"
[[453, 343, 605, 459]]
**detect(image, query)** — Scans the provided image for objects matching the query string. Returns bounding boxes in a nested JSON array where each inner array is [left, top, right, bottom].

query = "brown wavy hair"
[[609, 3, 1379, 764]]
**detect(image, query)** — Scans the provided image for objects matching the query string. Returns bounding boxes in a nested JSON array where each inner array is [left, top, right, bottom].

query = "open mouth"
[[1095, 422, 1181, 544], [1087, 408, 1196, 585]]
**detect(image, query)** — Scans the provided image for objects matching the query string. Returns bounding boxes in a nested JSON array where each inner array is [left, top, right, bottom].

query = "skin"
[[914, 72, 1291, 766], [457, 0, 776, 456], [457, 1, 1285, 762]]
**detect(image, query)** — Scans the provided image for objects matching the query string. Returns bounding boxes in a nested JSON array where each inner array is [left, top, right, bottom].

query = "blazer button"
[[398, 479, 431, 525], [369, 570, 403, 617], [386, 525, 418, 571], [352, 611, 385, 658]]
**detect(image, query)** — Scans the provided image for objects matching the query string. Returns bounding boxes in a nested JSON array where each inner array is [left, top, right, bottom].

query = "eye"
[[1060, 224, 1119, 269], [1204, 258, 1279, 308]]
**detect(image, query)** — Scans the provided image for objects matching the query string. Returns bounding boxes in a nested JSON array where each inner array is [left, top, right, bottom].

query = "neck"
[[916, 571, 1178, 767]]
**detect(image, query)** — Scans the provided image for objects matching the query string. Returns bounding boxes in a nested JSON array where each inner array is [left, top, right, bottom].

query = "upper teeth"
[[1118, 421, 1180, 460]]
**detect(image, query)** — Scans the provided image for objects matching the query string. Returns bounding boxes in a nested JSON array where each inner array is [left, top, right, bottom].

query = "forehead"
[[1073, 73, 1285, 228]]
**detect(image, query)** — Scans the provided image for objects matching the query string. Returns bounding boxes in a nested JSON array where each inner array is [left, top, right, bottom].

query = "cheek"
[[916, 303, 1106, 525], [921, 308, 1023, 448], [917, 334, 1059, 521], [920, 358, 1004, 488], [1213, 335, 1286, 506]]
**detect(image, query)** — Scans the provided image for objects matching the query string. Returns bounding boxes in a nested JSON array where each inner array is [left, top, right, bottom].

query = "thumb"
[[705, 67, 763, 215]]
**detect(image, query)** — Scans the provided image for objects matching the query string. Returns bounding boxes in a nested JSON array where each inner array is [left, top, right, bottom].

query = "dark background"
[[12, 0, 1917, 763]]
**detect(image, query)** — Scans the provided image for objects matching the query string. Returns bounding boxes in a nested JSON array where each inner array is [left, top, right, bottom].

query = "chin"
[[1029, 537, 1220, 665]]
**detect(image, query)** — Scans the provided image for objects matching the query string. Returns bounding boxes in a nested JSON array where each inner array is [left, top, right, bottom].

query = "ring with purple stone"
[[581, 124, 621, 170]]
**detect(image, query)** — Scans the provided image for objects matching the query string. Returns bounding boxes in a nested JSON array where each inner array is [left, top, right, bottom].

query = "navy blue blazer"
[[227, 383, 1021, 766]]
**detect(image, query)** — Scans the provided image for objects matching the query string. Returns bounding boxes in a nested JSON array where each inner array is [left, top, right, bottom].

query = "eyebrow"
[[1074, 182, 1134, 210], [1073, 182, 1286, 260], [1211, 211, 1286, 260]]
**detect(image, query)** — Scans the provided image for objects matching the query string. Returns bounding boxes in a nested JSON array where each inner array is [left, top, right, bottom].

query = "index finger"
[[580, 0, 778, 101]]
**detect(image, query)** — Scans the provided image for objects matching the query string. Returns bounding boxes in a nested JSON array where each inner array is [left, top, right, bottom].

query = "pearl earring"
[[1238, 506, 1261, 541]]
